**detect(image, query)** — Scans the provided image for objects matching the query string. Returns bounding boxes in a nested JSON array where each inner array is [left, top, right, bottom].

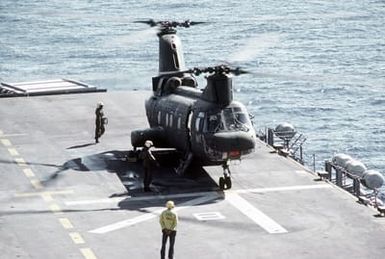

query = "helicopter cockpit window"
[[205, 106, 251, 133], [222, 107, 251, 132]]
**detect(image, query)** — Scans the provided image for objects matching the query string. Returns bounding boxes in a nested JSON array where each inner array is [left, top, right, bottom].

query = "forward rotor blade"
[[227, 33, 281, 63]]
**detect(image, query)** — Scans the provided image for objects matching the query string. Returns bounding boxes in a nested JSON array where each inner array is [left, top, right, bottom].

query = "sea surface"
[[1, 0, 384, 180]]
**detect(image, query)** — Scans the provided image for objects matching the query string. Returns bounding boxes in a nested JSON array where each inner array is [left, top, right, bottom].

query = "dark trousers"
[[161, 230, 176, 259], [143, 166, 153, 189], [95, 125, 105, 140]]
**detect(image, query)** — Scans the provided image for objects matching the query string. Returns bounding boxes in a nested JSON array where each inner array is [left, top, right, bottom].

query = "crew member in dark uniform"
[[141, 140, 157, 192], [95, 101, 106, 143]]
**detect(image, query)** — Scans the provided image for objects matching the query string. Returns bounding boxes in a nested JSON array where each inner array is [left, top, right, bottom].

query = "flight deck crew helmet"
[[144, 140, 153, 148], [97, 101, 104, 108], [166, 200, 175, 209]]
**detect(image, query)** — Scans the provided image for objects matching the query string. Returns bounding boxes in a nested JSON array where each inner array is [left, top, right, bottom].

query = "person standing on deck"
[[95, 101, 107, 143], [140, 140, 158, 192], [159, 200, 178, 259]]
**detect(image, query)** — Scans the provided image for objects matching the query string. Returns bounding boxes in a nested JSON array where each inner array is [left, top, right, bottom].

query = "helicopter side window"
[[195, 112, 205, 132], [169, 113, 174, 127], [157, 111, 162, 125], [165, 113, 169, 127], [206, 114, 222, 133], [177, 116, 181, 129]]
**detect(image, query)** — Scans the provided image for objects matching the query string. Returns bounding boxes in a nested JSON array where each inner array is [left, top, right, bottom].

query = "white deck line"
[[234, 184, 332, 194], [65, 184, 330, 206], [65, 191, 216, 206], [89, 194, 217, 234], [226, 192, 288, 234]]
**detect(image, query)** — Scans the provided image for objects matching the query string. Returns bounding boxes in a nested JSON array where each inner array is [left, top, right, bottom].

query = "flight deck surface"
[[1, 91, 385, 259]]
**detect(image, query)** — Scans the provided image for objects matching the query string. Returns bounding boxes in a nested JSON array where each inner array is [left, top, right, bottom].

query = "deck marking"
[[30, 179, 43, 190], [23, 168, 35, 178], [89, 194, 217, 234], [235, 184, 331, 194], [69, 232, 85, 244], [193, 212, 225, 221], [42, 193, 54, 202], [1, 139, 12, 146], [8, 148, 19, 156], [50, 204, 63, 214], [226, 193, 288, 234], [14, 157, 27, 166], [59, 218, 74, 229], [80, 248, 97, 259], [0, 133, 27, 137], [65, 197, 127, 206], [15, 190, 74, 198], [66, 184, 330, 206], [65, 191, 216, 206]]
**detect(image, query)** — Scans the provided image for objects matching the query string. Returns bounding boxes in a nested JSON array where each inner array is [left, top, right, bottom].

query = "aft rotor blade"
[[189, 21, 207, 26], [227, 33, 281, 63], [133, 19, 158, 27]]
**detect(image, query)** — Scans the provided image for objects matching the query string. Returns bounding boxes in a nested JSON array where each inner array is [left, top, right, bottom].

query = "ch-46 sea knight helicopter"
[[130, 19, 256, 189]]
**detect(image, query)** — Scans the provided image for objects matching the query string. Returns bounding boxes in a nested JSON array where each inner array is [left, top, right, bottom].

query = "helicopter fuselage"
[[143, 85, 256, 165]]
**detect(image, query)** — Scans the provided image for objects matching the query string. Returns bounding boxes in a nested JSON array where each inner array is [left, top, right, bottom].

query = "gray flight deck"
[[1, 91, 385, 259]]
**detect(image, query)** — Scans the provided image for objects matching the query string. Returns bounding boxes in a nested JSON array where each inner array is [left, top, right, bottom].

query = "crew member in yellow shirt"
[[159, 200, 178, 259]]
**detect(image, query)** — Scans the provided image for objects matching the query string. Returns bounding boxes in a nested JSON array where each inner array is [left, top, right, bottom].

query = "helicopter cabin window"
[[169, 114, 174, 127], [177, 117, 181, 129], [157, 111, 161, 125], [206, 113, 223, 133], [165, 113, 169, 127], [195, 112, 205, 132]]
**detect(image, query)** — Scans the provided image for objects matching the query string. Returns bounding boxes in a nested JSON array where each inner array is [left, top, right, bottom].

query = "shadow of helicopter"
[[0, 151, 224, 214], [0, 149, 221, 197]]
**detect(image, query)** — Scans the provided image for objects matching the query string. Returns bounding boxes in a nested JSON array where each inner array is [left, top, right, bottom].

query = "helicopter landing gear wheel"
[[219, 176, 232, 190], [219, 161, 232, 190], [225, 176, 232, 189], [219, 177, 225, 190]]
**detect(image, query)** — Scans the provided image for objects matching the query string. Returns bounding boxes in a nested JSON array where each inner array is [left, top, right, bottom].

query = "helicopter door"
[[172, 105, 193, 152]]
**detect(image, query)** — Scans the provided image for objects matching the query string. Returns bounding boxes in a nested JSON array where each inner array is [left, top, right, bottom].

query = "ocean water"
[[1, 0, 384, 178]]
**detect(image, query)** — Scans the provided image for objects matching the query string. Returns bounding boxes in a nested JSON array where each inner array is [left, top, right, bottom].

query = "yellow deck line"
[[15, 190, 74, 198], [1, 139, 12, 146], [23, 168, 35, 178], [8, 148, 19, 156], [58, 218, 74, 229], [30, 179, 43, 190], [14, 157, 27, 166], [69, 232, 85, 244], [80, 248, 97, 259], [49, 204, 63, 214], [41, 193, 54, 202]]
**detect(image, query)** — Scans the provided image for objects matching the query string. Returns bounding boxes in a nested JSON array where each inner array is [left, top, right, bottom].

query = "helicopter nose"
[[205, 131, 256, 152]]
